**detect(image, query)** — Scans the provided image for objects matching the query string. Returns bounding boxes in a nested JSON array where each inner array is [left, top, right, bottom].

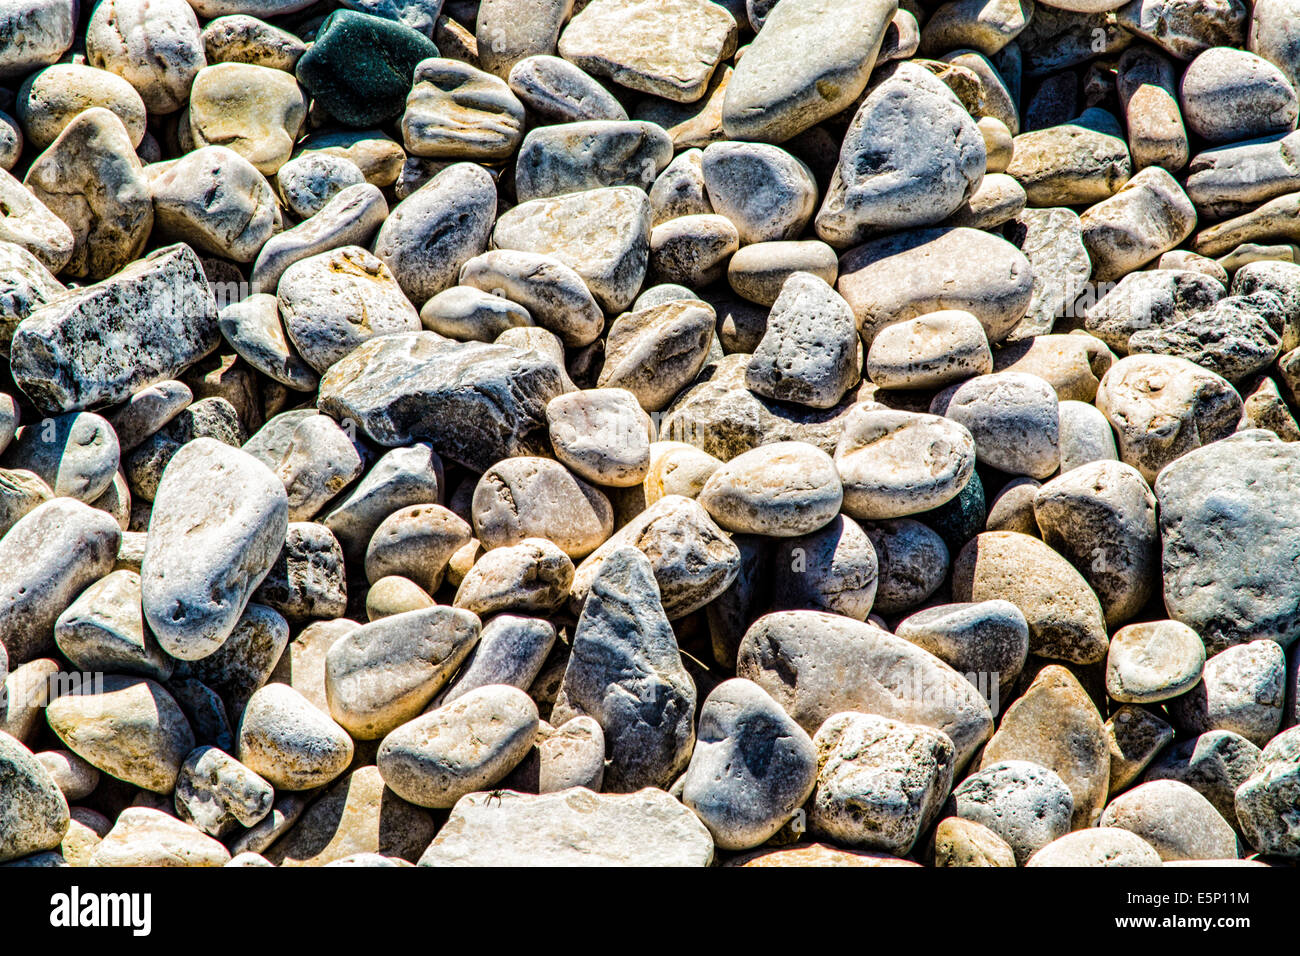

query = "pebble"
[[323, 442, 442, 562], [141, 438, 288, 661], [90, 807, 230, 867], [866, 310, 993, 390], [516, 120, 671, 202], [1099, 779, 1240, 861], [263, 765, 434, 866], [702, 141, 817, 244], [817, 63, 985, 244], [1168, 639, 1286, 748], [365, 503, 470, 594], [494, 185, 650, 314], [896, 600, 1029, 697], [838, 226, 1034, 345], [295, 10, 437, 127], [547, 388, 651, 488], [1180, 47, 1298, 144], [721, 0, 897, 143], [811, 712, 955, 855], [440, 615, 556, 705], [558, 0, 737, 104], [598, 299, 715, 411], [54, 569, 172, 681], [1057, 400, 1119, 472], [1026, 828, 1163, 867], [46, 675, 195, 793], [473, 457, 612, 559], [947, 760, 1075, 863], [237, 683, 354, 790], [553, 547, 697, 790], [1234, 725, 1300, 858], [377, 684, 538, 808], [1080, 166, 1197, 282], [503, 716, 606, 794], [952, 531, 1109, 665], [150, 147, 279, 262], [933, 371, 1060, 478], [325, 606, 480, 739], [460, 249, 603, 347], [85, 0, 205, 115], [1033, 460, 1158, 626], [173, 746, 273, 837], [0, 732, 69, 864], [419, 787, 714, 866], [35, 750, 99, 802], [727, 239, 839, 306], [933, 816, 1017, 867], [0, 498, 120, 665], [253, 522, 348, 622], [202, 14, 306, 71], [1106, 620, 1206, 704], [1156, 430, 1300, 651], [24, 109, 152, 281], [1096, 354, 1242, 483], [768, 514, 879, 621], [3, 411, 119, 503], [745, 272, 859, 409], [1144, 730, 1261, 823], [187, 63, 306, 175], [251, 182, 389, 294], [738, 610, 993, 768], [402, 58, 524, 162], [508, 55, 627, 124], [864, 518, 950, 614], [834, 407, 976, 520], [698, 442, 842, 537]]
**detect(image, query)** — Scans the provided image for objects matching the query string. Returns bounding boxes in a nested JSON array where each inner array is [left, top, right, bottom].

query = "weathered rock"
[[11, 243, 218, 415], [0, 731, 69, 863], [698, 442, 842, 537], [553, 547, 696, 790], [947, 760, 1074, 863], [377, 684, 538, 808], [1234, 725, 1300, 858], [46, 676, 194, 793], [141, 439, 288, 661], [237, 683, 354, 791], [810, 712, 955, 855], [1026, 828, 1163, 866], [326, 606, 481, 739], [419, 787, 714, 866], [1100, 780, 1239, 861], [738, 610, 994, 768], [317, 332, 564, 471], [1169, 640, 1286, 747]]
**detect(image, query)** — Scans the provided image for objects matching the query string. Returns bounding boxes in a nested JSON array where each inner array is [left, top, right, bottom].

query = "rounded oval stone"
[[547, 388, 652, 488], [365, 503, 473, 594], [948, 760, 1075, 864], [45, 676, 195, 794], [1100, 779, 1239, 861], [680, 678, 817, 851], [896, 600, 1029, 697], [278, 245, 421, 374], [452, 538, 575, 616], [1180, 47, 1298, 145], [1095, 354, 1242, 484], [366, 575, 434, 621], [1106, 620, 1206, 704], [0, 731, 69, 864], [702, 140, 818, 244], [186, 62, 307, 175], [85, 0, 205, 114], [1168, 639, 1286, 748], [934, 371, 1060, 479], [1026, 828, 1163, 867], [372, 162, 497, 305], [769, 514, 879, 621], [18, 63, 147, 151], [402, 58, 525, 161], [1033, 460, 1159, 627], [3, 411, 119, 503], [838, 226, 1034, 345], [325, 606, 482, 739], [952, 532, 1109, 665], [35, 749, 99, 802], [472, 456, 614, 559], [460, 249, 603, 347], [419, 286, 533, 343], [141, 438, 289, 662], [698, 441, 843, 537], [933, 816, 1017, 867], [866, 309, 993, 390], [276, 152, 366, 219], [508, 54, 628, 123], [834, 407, 976, 520], [865, 518, 950, 615], [237, 683, 354, 791], [728, 239, 839, 306], [377, 684, 539, 809]]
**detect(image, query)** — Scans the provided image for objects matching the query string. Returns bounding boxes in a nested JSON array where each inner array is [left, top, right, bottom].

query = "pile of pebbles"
[[1, 0, 1299, 868]]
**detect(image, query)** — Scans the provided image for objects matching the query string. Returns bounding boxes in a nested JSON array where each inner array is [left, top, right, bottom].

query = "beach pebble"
[[1026, 828, 1163, 867], [1168, 640, 1286, 748], [947, 760, 1075, 864], [90, 807, 230, 867], [1234, 726, 1300, 858], [1106, 620, 1207, 704], [377, 684, 538, 808], [1099, 780, 1240, 861], [680, 679, 817, 851]]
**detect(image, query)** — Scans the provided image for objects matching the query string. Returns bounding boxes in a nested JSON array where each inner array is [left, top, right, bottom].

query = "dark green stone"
[[919, 468, 985, 556], [295, 10, 438, 128]]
